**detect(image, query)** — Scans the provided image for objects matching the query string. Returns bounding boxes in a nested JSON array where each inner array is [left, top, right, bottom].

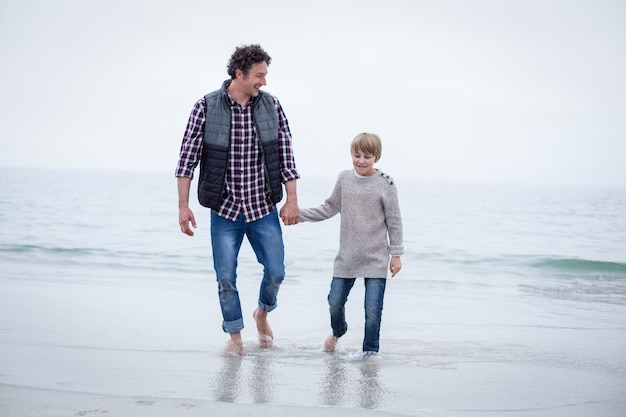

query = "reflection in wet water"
[[319, 355, 384, 409], [209, 350, 385, 410], [210, 352, 277, 404], [358, 360, 383, 409], [319, 356, 348, 406], [212, 355, 243, 402], [249, 354, 274, 404]]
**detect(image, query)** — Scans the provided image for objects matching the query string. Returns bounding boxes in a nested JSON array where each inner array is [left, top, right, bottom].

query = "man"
[[175, 44, 300, 355]]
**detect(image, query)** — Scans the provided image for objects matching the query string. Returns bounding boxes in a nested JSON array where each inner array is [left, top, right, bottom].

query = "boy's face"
[[352, 149, 377, 176]]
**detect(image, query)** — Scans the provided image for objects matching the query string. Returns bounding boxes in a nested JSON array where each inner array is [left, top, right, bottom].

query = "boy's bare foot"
[[224, 332, 244, 356], [323, 334, 338, 352], [253, 308, 273, 348]]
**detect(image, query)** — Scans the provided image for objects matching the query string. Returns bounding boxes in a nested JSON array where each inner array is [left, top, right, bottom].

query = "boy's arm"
[[300, 177, 342, 222], [300, 201, 340, 222], [384, 183, 404, 256], [382, 179, 403, 277]]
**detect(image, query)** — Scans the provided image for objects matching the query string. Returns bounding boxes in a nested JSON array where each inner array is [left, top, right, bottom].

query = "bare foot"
[[323, 334, 338, 352], [253, 308, 273, 348], [224, 332, 244, 356], [224, 340, 244, 356]]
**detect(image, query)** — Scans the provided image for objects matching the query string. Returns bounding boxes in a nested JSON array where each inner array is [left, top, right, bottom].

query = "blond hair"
[[350, 132, 382, 162]]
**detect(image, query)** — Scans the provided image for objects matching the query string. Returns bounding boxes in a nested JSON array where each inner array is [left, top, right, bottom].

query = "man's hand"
[[179, 207, 197, 236], [177, 177, 196, 236], [280, 179, 300, 226], [279, 200, 300, 226]]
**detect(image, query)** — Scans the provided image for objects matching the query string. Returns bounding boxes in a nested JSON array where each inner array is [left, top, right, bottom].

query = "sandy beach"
[[1, 383, 410, 417], [2, 272, 625, 417]]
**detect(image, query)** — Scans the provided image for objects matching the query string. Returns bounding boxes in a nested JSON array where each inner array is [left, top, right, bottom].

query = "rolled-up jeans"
[[328, 277, 387, 352], [210, 209, 285, 333]]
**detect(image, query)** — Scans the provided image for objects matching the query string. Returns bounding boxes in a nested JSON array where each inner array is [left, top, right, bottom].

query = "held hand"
[[279, 200, 300, 226], [179, 207, 197, 236], [390, 256, 402, 277]]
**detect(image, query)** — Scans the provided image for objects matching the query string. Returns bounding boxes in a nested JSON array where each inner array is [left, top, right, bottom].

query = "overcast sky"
[[1, 0, 625, 186]]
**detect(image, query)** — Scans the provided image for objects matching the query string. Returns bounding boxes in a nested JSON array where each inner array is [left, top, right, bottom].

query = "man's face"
[[240, 62, 268, 98]]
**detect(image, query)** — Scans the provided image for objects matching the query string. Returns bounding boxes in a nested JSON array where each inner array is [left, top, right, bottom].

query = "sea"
[[1, 167, 625, 416]]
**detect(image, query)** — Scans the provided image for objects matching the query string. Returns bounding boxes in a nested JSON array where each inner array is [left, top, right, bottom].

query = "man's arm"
[[279, 179, 300, 226], [178, 177, 196, 236]]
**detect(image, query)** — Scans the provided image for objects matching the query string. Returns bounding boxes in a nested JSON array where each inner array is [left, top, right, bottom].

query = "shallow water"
[[1, 168, 626, 416]]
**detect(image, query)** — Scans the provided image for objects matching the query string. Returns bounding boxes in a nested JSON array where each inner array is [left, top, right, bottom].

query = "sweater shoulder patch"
[[378, 171, 395, 186]]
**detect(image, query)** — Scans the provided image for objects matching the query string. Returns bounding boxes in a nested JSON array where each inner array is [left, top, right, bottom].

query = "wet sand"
[[1, 271, 625, 416]]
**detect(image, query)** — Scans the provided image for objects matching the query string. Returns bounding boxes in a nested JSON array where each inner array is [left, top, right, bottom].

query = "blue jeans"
[[328, 277, 387, 352], [210, 209, 285, 333]]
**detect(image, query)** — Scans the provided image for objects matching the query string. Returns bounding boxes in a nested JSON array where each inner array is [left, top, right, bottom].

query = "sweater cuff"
[[388, 245, 404, 256]]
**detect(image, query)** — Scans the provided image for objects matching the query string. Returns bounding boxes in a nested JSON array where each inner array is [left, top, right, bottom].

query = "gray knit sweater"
[[300, 169, 404, 278]]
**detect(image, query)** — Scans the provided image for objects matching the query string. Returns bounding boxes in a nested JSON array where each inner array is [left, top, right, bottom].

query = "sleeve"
[[383, 181, 404, 256], [272, 96, 300, 183], [300, 174, 342, 222], [174, 99, 205, 179]]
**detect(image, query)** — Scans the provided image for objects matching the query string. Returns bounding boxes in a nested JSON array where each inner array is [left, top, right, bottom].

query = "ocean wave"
[[0, 243, 97, 255], [0, 243, 208, 276], [518, 257, 626, 305], [1, 242, 181, 260], [518, 282, 626, 306], [532, 258, 626, 274], [411, 251, 626, 278], [530, 258, 626, 277]]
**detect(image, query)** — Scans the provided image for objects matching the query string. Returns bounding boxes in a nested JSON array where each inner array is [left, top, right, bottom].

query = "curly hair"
[[227, 44, 272, 79]]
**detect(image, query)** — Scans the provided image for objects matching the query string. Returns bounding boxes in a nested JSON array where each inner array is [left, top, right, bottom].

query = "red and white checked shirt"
[[175, 93, 299, 223]]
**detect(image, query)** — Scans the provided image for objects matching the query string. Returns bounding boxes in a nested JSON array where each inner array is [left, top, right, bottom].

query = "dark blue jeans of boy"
[[328, 277, 386, 352]]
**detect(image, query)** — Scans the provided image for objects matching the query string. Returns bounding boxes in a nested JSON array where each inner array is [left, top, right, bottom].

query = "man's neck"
[[227, 82, 252, 107]]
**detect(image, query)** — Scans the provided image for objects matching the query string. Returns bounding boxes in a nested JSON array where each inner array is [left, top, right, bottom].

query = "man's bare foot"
[[253, 308, 273, 348], [224, 332, 244, 356], [323, 334, 338, 352]]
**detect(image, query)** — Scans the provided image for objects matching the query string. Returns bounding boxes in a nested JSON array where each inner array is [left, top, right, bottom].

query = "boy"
[[300, 133, 403, 355]]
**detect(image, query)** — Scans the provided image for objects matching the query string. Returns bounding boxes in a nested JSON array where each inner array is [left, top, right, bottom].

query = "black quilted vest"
[[198, 80, 283, 210]]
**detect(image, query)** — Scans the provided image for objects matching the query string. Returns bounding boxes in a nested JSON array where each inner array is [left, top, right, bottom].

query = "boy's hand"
[[390, 256, 402, 277]]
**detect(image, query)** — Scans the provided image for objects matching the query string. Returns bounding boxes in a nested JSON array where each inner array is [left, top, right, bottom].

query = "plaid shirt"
[[175, 93, 299, 222]]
